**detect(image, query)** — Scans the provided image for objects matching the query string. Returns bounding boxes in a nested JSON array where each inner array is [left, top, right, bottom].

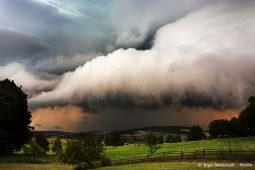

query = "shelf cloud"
[[1, 0, 254, 131], [30, 0, 255, 111]]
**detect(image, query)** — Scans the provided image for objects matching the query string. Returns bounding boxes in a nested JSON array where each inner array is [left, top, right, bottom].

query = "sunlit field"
[[105, 137, 255, 160]]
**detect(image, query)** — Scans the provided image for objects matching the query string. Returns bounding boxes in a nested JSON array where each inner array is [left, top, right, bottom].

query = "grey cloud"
[[0, 29, 47, 62], [0, 63, 59, 96], [30, 0, 255, 111], [0, 0, 212, 73]]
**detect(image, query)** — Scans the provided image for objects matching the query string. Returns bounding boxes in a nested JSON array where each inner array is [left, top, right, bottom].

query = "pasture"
[[105, 137, 255, 160], [1, 137, 255, 170]]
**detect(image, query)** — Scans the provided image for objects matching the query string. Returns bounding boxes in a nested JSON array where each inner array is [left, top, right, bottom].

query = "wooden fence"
[[111, 149, 255, 165]]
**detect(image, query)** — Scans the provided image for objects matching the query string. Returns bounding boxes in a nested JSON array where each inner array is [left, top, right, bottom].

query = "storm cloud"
[[30, 0, 255, 111], [1, 0, 255, 131], [0, 0, 212, 73], [0, 29, 47, 62]]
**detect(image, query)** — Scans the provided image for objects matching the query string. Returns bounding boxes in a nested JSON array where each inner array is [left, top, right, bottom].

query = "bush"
[[22, 141, 45, 162], [22, 141, 45, 156], [61, 135, 104, 165], [100, 157, 112, 167], [52, 137, 62, 154], [35, 133, 50, 153]]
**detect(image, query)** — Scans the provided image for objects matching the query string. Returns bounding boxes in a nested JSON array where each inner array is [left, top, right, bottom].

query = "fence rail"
[[111, 149, 255, 165]]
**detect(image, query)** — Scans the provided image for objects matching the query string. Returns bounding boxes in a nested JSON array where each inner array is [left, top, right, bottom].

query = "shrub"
[[61, 135, 104, 165]]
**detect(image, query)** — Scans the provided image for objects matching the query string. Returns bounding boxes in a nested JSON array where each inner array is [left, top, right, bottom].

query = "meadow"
[[105, 137, 255, 160], [1, 137, 255, 170]]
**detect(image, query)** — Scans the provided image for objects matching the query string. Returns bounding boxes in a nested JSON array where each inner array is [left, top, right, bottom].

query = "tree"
[[165, 134, 173, 143], [121, 135, 127, 144], [35, 133, 50, 153], [238, 96, 255, 136], [61, 135, 105, 166], [132, 135, 137, 143], [209, 119, 239, 138], [144, 132, 160, 156], [22, 141, 45, 162], [52, 137, 62, 154], [104, 131, 123, 147], [187, 125, 206, 141], [0, 79, 32, 155], [158, 135, 164, 144], [172, 135, 182, 143]]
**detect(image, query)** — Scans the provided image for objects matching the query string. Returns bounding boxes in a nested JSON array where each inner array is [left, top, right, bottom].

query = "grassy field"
[[1, 161, 253, 170], [2, 137, 255, 170], [98, 161, 255, 170], [36, 137, 255, 159], [0, 163, 73, 170], [105, 137, 255, 160]]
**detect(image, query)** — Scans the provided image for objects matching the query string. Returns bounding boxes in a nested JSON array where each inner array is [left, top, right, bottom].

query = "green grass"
[[0, 163, 73, 170], [105, 137, 255, 160], [97, 161, 254, 170], [1, 137, 255, 170]]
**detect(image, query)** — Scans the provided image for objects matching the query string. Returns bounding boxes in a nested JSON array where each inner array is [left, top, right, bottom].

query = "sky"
[[0, 0, 255, 132]]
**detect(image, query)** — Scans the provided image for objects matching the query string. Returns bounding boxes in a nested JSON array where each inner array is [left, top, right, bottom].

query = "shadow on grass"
[[0, 155, 59, 164]]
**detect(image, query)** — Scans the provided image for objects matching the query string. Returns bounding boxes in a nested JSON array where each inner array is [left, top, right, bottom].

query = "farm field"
[[0, 163, 73, 170], [1, 161, 254, 170], [2, 137, 255, 170], [19, 137, 255, 159], [105, 137, 255, 160]]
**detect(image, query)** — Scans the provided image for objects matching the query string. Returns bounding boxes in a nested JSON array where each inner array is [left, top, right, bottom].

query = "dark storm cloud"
[[30, 0, 255, 112], [0, 29, 47, 63], [2, 0, 255, 131], [0, 0, 212, 73]]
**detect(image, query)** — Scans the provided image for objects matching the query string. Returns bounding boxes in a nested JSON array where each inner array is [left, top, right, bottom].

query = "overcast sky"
[[1, 0, 255, 132]]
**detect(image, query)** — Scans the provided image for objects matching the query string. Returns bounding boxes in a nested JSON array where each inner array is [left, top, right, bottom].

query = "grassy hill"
[[35, 126, 191, 138], [106, 137, 255, 160]]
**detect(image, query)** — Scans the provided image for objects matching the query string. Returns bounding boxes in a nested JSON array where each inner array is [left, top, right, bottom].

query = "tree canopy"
[[0, 79, 32, 155], [238, 96, 255, 136], [35, 133, 50, 153], [61, 135, 105, 166], [144, 132, 160, 156], [209, 96, 255, 138], [187, 125, 205, 141], [104, 131, 123, 147]]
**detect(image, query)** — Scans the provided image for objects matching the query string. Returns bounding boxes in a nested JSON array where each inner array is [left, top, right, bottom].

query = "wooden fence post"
[[163, 152, 165, 158], [203, 149, 206, 159], [181, 151, 184, 160], [193, 152, 196, 159]]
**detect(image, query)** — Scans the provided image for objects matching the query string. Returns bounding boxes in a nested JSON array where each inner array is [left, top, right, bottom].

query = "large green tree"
[[238, 96, 255, 136], [144, 132, 160, 156], [0, 79, 32, 155], [187, 125, 206, 141], [209, 118, 239, 138], [104, 131, 123, 147]]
